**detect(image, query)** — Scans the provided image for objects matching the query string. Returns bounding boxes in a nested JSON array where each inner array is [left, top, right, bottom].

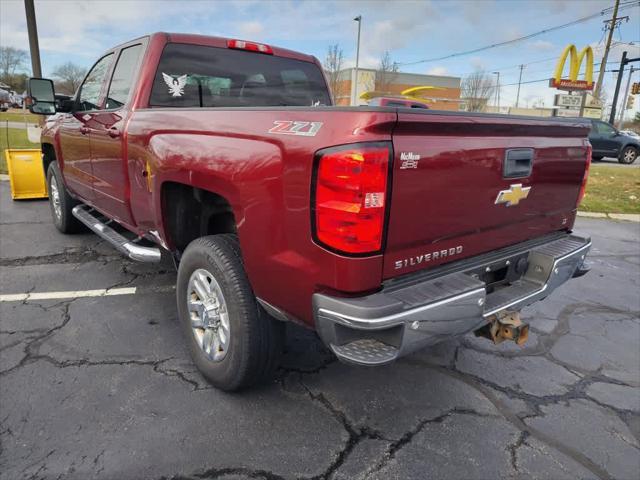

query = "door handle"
[[79, 126, 90, 135], [108, 127, 120, 138], [504, 148, 533, 178]]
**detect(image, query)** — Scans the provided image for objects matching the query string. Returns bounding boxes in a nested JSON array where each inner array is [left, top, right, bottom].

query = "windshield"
[[149, 43, 331, 108]]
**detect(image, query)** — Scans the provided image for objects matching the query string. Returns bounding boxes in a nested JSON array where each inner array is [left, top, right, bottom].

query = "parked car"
[[368, 96, 429, 108], [588, 119, 639, 164], [28, 32, 592, 391]]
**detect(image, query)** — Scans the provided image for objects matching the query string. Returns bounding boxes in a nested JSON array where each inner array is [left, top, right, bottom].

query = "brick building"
[[332, 67, 461, 110]]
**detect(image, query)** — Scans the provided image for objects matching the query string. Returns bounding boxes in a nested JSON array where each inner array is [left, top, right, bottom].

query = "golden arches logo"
[[550, 44, 594, 91]]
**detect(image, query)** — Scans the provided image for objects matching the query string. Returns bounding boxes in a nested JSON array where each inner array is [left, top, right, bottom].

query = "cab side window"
[[77, 53, 114, 111], [105, 45, 143, 109]]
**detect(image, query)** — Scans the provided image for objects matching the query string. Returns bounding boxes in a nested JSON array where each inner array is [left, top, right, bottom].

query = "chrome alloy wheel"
[[623, 148, 637, 163], [187, 268, 230, 362], [49, 175, 62, 220]]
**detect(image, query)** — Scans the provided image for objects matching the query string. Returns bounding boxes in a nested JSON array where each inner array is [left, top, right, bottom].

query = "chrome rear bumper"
[[313, 234, 590, 366]]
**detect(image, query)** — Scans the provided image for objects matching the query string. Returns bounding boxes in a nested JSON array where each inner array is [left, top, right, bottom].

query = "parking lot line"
[[0, 287, 138, 302]]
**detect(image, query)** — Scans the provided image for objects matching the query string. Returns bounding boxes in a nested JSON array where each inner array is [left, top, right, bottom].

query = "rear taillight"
[[227, 39, 273, 55], [313, 143, 391, 254], [577, 144, 592, 207]]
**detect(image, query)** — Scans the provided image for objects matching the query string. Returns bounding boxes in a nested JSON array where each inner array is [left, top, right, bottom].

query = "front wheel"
[[46, 162, 83, 233], [619, 146, 638, 164], [176, 234, 284, 391]]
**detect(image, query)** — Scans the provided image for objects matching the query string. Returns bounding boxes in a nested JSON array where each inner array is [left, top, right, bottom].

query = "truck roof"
[[110, 32, 318, 64]]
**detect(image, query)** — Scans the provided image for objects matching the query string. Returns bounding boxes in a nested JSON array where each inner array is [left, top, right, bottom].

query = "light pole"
[[515, 64, 524, 108], [24, 0, 42, 78], [618, 66, 636, 128], [352, 15, 362, 106], [492, 71, 500, 111]]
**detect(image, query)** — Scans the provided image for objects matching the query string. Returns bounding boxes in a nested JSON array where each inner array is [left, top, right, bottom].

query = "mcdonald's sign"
[[550, 44, 594, 91]]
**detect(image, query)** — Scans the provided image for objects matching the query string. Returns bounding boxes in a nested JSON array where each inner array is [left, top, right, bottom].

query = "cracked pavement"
[[1, 181, 639, 480]]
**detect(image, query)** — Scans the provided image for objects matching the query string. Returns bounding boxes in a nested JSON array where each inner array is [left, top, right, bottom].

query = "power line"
[[398, 0, 640, 66], [498, 69, 621, 87]]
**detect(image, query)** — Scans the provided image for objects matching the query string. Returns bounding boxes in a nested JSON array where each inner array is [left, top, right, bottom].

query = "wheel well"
[[162, 182, 237, 253], [42, 143, 56, 172]]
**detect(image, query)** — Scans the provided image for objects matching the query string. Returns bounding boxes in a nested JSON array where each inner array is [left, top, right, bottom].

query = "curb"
[[0, 174, 9, 181], [578, 211, 640, 223]]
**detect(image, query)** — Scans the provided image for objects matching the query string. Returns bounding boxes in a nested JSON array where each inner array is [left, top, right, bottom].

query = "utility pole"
[[515, 64, 524, 108], [618, 66, 636, 129], [594, 0, 620, 99], [492, 71, 500, 110], [352, 15, 362, 106], [24, 0, 42, 78]]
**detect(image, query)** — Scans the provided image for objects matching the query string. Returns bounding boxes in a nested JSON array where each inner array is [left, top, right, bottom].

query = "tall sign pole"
[[610, 51, 627, 124], [594, 0, 620, 99], [352, 16, 362, 106], [24, 0, 42, 78], [618, 66, 635, 128], [515, 64, 524, 108]]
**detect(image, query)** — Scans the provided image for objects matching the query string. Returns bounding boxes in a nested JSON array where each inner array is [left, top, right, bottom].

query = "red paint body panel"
[[39, 33, 591, 328]]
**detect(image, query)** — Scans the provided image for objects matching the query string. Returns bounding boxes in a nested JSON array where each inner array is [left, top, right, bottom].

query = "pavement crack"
[[507, 431, 529, 473], [366, 408, 492, 477], [427, 363, 615, 480], [161, 466, 287, 479], [296, 379, 388, 480], [0, 246, 119, 267]]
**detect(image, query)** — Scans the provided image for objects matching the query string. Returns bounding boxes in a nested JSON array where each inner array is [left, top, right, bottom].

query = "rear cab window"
[[149, 43, 330, 108]]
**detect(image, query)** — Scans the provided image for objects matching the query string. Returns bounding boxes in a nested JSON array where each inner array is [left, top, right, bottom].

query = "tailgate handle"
[[504, 149, 533, 178]]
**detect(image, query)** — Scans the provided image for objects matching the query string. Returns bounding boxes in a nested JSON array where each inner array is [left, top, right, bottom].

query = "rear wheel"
[[619, 146, 638, 164], [46, 162, 83, 233], [176, 234, 284, 391]]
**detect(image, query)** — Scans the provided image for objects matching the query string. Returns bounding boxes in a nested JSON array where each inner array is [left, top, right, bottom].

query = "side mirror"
[[27, 78, 56, 115]]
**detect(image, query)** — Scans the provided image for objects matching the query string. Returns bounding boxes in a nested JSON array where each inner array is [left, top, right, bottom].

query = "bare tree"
[[376, 51, 399, 94], [323, 44, 345, 103], [0, 46, 28, 86], [52, 62, 87, 95], [461, 69, 495, 112]]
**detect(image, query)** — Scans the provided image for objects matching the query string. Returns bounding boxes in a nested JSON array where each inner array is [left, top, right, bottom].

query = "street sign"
[[554, 94, 582, 108], [582, 107, 602, 119], [555, 108, 580, 117]]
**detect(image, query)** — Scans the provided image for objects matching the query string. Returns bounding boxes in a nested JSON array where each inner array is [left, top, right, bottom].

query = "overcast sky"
[[1, 0, 639, 118]]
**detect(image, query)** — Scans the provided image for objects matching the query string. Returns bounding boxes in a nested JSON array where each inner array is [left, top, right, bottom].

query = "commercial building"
[[333, 67, 461, 110]]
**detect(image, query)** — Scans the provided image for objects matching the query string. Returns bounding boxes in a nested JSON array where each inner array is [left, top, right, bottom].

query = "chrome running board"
[[72, 205, 161, 263]]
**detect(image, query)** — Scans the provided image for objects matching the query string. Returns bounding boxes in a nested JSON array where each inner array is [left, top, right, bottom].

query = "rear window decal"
[[162, 73, 187, 97]]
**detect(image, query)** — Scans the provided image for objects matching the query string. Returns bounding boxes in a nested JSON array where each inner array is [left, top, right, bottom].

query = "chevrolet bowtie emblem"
[[495, 183, 531, 207]]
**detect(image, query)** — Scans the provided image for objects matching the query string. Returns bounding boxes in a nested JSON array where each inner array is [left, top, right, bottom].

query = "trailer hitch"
[[475, 310, 529, 346]]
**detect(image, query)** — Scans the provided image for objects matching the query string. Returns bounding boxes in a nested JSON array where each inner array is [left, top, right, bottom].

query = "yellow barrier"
[[4, 149, 48, 200]]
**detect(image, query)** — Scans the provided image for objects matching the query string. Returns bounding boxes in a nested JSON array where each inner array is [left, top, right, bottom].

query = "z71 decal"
[[269, 121, 323, 137]]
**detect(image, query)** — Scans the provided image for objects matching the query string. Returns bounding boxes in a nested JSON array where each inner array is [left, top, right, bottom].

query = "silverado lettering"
[[28, 32, 592, 391], [395, 245, 464, 270]]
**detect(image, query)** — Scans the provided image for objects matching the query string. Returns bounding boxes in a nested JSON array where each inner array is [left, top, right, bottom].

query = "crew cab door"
[[89, 43, 145, 226], [589, 120, 619, 157], [58, 53, 114, 201]]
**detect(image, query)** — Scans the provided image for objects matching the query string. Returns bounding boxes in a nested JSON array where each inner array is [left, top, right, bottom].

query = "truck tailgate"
[[384, 111, 591, 279]]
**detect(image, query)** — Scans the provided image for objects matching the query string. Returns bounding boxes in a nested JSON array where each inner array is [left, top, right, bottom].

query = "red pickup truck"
[[28, 33, 592, 391]]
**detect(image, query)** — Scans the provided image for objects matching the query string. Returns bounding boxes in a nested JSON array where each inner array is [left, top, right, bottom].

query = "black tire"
[[46, 162, 83, 233], [176, 234, 284, 391], [619, 146, 638, 164]]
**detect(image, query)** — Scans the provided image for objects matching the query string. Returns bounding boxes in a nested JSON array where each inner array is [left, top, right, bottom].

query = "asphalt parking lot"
[[0, 180, 639, 480]]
